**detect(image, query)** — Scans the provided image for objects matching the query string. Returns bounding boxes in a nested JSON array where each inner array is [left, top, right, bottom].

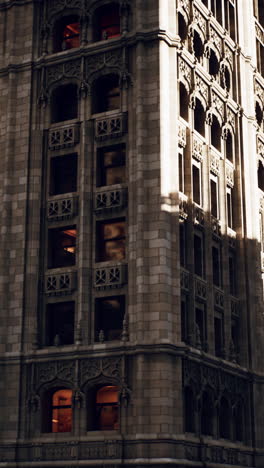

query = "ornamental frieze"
[[46, 60, 82, 88], [35, 360, 75, 387], [80, 356, 123, 385], [179, 57, 192, 91]]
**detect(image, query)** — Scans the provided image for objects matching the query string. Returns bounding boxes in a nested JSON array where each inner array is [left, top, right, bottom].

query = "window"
[[92, 74, 120, 113], [193, 30, 204, 61], [229, 250, 236, 295], [196, 306, 206, 348], [260, 212, 264, 252], [219, 397, 231, 439], [178, 147, 185, 193], [178, 12, 188, 41], [254, 0, 264, 27], [211, 115, 221, 152], [194, 99, 206, 136], [184, 387, 195, 432], [179, 82, 189, 121], [192, 161, 202, 205], [48, 227, 76, 268], [210, 175, 219, 218], [50, 154, 77, 195], [180, 222, 187, 267], [95, 296, 125, 342], [255, 101, 263, 128], [42, 388, 73, 433], [93, 3, 120, 41], [194, 233, 204, 277], [225, 130, 233, 162], [256, 39, 264, 76], [53, 16, 80, 52], [209, 49, 219, 76], [87, 385, 119, 431], [96, 219, 125, 262], [212, 244, 222, 287], [45, 301, 74, 346], [51, 84, 78, 123], [181, 299, 188, 342], [201, 390, 214, 435], [231, 317, 239, 356], [234, 401, 244, 442], [258, 160, 264, 191], [226, 186, 234, 229], [211, 0, 223, 25], [214, 314, 223, 357], [225, 0, 236, 41], [97, 145, 126, 186]]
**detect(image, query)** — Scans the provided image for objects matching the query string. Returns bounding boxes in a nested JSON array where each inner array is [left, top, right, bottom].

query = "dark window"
[[225, 1, 236, 40], [42, 388, 73, 433], [234, 401, 244, 442], [256, 39, 264, 76], [226, 130, 233, 162], [97, 145, 126, 186], [96, 219, 125, 262], [194, 234, 203, 277], [180, 223, 186, 267], [226, 188, 233, 229], [48, 227, 76, 268], [211, 0, 223, 25], [201, 390, 214, 435], [45, 301, 74, 346], [50, 154, 77, 195], [196, 307, 206, 347], [211, 115, 221, 151], [184, 387, 195, 432], [93, 74, 120, 113], [229, 252, 236, 295], [210, 177, 218, 218], [258, 161, 264, 191], [256, 101, 263, 127], [178, 12, 188, 41], [179, 150, 184, 192], [179, 82, 189, 121], [181, 300, 187, 342], [193, 30, 204, 61], [194, 99, 206, 136], [201, 0, 208, 6], [220, 64, 231, 92], [51, 84, 78, 123], [257, 0, 264, 26], [209, 49, 219, 76], [214, 315, 223, 357], [93, 3, 120, 41], [219, 397, 231, 439], [231, 317, 239, 355], [95, 296, 125, 342], [212, 245, 222, 287], [192, 164, 201, 205], [53, 16, 80, 52]]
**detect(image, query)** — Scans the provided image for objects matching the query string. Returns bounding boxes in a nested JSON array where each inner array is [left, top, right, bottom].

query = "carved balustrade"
[[95, 112, 127, 140], [94, 264, 127, 290], [48, 123, 80, 150], [47, 196, 78, 221], [94, 188, 127, 214], [45, 271, 77, 296], [195, 276, 207, 301], [180, 268, 189, 292]]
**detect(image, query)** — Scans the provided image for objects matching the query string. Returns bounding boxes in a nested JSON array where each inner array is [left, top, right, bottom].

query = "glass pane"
[[103, 222, 125, 240], [104, 239, 125, 260], [106, 166, 126, 185], [52, 389, 72, 433]]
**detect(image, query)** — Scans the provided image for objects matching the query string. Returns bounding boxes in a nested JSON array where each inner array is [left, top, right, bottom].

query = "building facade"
[[0, 0, 263, 466]]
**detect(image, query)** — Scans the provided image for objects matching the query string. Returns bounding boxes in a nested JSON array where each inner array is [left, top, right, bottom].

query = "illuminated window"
[[194, 99, 206, 136], [96, 219, 125, 262], [48, 227, 77, 268], [51, 84, 78, 123], [93, 3, 120, 41], [93, 74, 120, 113], [53, 16, 80, 52], [45, 301, 74, 346], [50, 154, 77, 196], [42, 388, 72, 433], [97, 145, 126, 186], [96, 386, 119, 430], [95, 296, 125, 342]]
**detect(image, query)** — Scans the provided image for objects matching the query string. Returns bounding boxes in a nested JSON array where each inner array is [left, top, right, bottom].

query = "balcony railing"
[[192, 131, 205, 161], [94, 264, 127, 290], [94, 187, 127, 214], [48, 123, 80, 150], [180, 268, 189, 292], [178, 120, 187, 147], [45, 271, 77, 296], [95, 112, 127, 140], [195, 276, 207, 301], [47, 196, 78, 221], [214, 287, 224, 309]]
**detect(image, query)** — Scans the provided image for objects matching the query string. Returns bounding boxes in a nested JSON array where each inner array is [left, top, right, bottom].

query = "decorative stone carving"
[[180, 268, 189, 291], [35, 360, 75, 388], [257, 136, 264, 157], [95, 112, 127, 140], [47, 61, 82, 88], [195, 277, 207, 301], [47, 0, 82, 19], [211, 216, 221, 237], [178, 120, 187, 147], [195, 74, 209, 105], [224, 44, 234, 69], [214, 287, 224, 309], [94, 264, 127, 290], [178, 0, 190, 21], [48, 123, 80, 150], [179, 193, 188, 220], [45, 271, 77, 296], [226, 161, 234, 187], [80, 357, 123, 385], [256, 22, 264, 44], [192, 6, 207, 39], [94, 188, 127, 213], [47, 196, 78, 221], [194, 206, 205, 226], [27, 393, 40, 412], [255, 80, 264, 106], [209, 26, 222, 56], [211, 91, 224, 122], [192, 133, 204, 161], [179, 57, 192, 92], [210, 150, 220, 174]]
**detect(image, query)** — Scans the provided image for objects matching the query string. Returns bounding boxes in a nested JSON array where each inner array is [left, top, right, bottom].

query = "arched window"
[[194, 98, 206, 136], [87, 385, 119, 430], [92, 74, 120, 113], [234, 401, 244, 442], [93, 3, 120, 41], [193, 30, 204, 61], [211, 115, 221, 152], [179, 82, 189, 121], [184, 386, 195, 432], [219, 396, 231, 439], [220, 65, 231, 92], [209, 49, 220, 76], [258, 161, 264, 191], [178, 12, 188, 42], [226, 130, 233, 162], [51, 84, 78, 123], [42, 388, 73, 433], [256, 101, 263, 127], [53, 16, 80, 52], [201, 390, 214, 436]]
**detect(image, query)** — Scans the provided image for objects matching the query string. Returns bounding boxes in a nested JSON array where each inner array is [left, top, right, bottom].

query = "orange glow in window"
[[52, 389, 72, 433]]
